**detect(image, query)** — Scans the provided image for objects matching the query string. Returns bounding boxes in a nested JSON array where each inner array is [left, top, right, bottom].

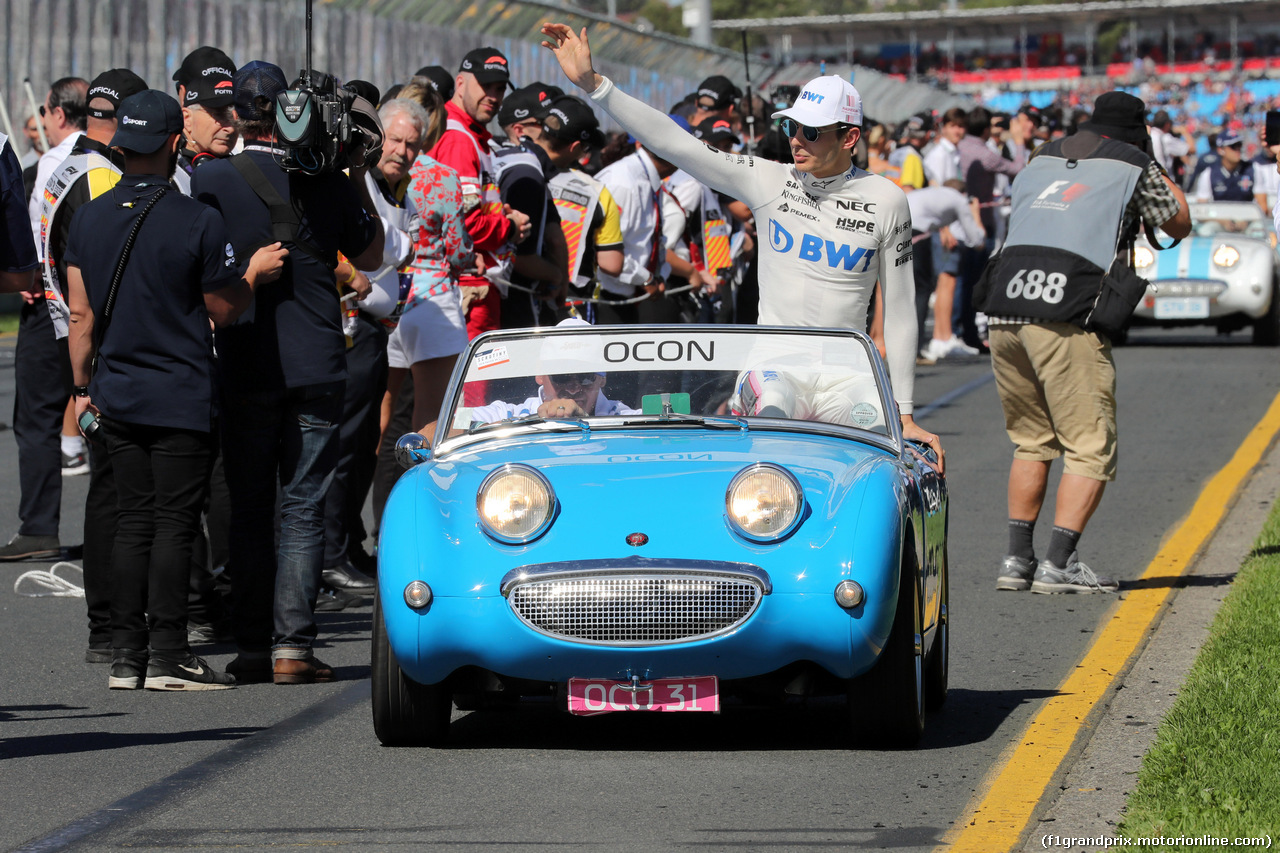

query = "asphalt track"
[[1, 324, 1276, 852]]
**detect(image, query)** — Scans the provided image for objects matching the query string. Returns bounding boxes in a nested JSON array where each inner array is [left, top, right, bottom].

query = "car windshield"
[[439, 326, 892, 447], [1188, 203, 1268, 240]]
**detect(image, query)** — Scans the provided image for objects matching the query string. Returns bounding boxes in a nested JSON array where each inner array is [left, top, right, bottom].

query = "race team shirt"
[[590, 76, 919, 413]]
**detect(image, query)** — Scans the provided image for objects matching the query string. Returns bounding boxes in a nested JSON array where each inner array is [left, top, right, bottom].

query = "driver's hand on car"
[[537, 398, 586, 418], [901, 414, 944, 475]]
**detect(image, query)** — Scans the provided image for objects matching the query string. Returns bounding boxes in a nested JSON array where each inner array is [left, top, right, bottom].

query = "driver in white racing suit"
[[540, 23, 943, 469]]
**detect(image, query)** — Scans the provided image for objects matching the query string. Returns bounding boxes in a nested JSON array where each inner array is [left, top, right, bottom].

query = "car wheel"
[[371, 593, 452, 746], [924, 551, 948, 711], [1251, 277, 1280, 347], [848, 558, 926, 747]]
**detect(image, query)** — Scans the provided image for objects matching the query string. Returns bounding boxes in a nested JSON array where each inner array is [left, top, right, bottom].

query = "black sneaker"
[[108, 649, 148, 690], [144, 653, 236, 691], [61, 450, 89, 477], [226, 651, 273, 684], [187, 621, 234, 646], [0, 534, 61, 561], [315, 585, 359, 612], [86, 644, 112, 664]]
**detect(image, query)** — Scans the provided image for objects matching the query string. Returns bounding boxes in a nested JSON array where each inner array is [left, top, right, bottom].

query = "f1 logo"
[[1036, 180, 1090, 203]]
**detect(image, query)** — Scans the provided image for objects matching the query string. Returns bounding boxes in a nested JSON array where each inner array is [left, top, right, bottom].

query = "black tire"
[[371, 593, 452, 746], [1252, 278, 1280, 346], [848, 554, 926, 747], [924, 549, 948, 711]]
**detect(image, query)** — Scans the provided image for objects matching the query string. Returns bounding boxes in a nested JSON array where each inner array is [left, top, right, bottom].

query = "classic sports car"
[[372, 325, 948, 747], [1131, 201, 1280, 344]]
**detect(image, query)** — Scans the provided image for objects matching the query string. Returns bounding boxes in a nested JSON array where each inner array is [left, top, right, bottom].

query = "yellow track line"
[[941, 388, 1280, 853]]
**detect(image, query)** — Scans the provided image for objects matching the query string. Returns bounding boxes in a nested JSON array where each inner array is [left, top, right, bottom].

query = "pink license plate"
[[567, 676, 719, 716]]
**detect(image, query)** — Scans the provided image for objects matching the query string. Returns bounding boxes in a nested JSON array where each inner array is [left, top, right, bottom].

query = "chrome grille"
[[507, 572, 762, 645]]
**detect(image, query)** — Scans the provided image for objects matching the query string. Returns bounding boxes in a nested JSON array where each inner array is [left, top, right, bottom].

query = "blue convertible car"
[[372, 325, 948, 746]]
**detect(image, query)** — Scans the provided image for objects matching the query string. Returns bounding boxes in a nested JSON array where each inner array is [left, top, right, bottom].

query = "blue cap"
[[233, 60, 287, 122], [110, 89, 183, 153], [1217, 129, 1243, 148]]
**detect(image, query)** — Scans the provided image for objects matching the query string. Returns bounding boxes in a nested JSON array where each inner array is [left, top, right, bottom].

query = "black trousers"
[[12, 299, 72, 537], [82, 438, 117, 649], [912, 231, 935, 346], [372, 369, 413, 536], [324, 316, 388, 567], [102, 419, 213, 652]]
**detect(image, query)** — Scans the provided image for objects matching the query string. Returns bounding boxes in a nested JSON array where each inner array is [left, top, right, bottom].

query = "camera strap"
[[93, 186, 169, 375], [229, 153, 329, 265]]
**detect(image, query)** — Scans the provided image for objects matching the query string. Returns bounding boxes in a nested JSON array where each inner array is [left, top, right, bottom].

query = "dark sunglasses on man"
[[551, 373, 600, 390], [779, 117, 848, 142]]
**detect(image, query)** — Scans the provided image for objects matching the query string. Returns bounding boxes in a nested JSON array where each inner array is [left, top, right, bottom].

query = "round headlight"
[[404, 581, 433, 609], [725, 463, 803, 542], [1133, 246, 1155, 269], [1213, 245, 1240, 268], [477, 464, 555, 543]]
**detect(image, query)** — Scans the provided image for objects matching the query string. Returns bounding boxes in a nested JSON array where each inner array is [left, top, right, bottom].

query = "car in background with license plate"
[[1131, 201, 1280, 344], [371, 325, 949, 747]]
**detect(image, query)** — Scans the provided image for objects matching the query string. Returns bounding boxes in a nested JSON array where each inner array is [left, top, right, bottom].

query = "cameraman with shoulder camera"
[[192, 61, 384, 686], [978, 91, 1189, 596]]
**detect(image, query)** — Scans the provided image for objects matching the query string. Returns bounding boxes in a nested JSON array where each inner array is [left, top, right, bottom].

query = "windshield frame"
[[431, 325, 903, 459]]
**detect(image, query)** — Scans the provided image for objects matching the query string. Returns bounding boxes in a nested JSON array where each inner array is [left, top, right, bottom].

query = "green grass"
[[0, 312, 18, 336], [1118, 504, 1280, 842]]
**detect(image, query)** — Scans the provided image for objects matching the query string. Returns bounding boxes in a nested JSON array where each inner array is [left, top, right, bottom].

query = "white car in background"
[[1131, 201, 1280, 345]]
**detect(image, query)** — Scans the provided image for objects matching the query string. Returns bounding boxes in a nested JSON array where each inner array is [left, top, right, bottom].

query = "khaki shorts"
[[990, 323, 1117, 481]]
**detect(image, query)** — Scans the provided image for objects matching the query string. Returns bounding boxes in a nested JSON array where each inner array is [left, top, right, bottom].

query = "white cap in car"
[[771, 75, 863, 128]]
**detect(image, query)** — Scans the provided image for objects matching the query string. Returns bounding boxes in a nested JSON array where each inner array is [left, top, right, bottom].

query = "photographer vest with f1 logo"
[[980, 132, 1163, 336]]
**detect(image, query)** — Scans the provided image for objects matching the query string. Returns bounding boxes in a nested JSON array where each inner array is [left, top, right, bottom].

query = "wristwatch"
[[73, 385, 90, 398]]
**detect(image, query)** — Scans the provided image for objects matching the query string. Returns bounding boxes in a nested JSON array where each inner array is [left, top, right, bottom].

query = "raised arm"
[[540, 23, 781, 210]]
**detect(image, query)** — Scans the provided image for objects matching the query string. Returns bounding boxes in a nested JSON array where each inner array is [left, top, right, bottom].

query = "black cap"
[[497, 82, 562, 127], [1079, 91, 1150, 146], [695, 75, 741, 110], [1266, 111, 1280, 147], [173, 46, 236, 108], [110, 89, 184, 153], [86, 69, 148, 119], [693, 117, 740, 147], [540, 96, 606, 149], [233, 60, 288, 122], [459, 48, 511, 86], [415, 66, 455, 102], [1017, 105, 1045, 127]]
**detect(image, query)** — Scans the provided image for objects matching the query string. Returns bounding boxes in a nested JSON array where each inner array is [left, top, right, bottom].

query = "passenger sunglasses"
[[779, 118, 840, 142], [551, 373, 599, 389]]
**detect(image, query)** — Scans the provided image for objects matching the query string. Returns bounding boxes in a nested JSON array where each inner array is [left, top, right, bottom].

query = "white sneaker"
[[943, 336, 980, 357], [919, 337, 951, 362]]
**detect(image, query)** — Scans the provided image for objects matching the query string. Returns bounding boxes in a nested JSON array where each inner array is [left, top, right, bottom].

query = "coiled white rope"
[[14, 561, 85, 598]]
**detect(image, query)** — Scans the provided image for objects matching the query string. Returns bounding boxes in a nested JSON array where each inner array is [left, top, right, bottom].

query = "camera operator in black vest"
[[978, 91, 1190, 596], [64, 89, 286, 690], [192, 61, 384, 686]]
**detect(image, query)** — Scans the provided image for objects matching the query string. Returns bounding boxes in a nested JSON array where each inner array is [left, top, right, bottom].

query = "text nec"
[[799, 91, 825, 103], [602, 339, 716, 363], [768, 221, 877, 271]]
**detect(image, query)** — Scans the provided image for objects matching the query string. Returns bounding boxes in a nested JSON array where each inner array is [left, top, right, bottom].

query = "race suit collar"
[[445, 99, 493, 146]]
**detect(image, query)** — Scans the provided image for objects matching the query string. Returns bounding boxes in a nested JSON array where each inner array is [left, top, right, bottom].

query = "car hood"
[[380, 428, 910, 598]]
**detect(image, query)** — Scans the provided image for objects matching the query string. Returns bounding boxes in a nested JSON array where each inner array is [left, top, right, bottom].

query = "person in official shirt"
[[64, 90, 287, 691], [192, 61, 384, 686]]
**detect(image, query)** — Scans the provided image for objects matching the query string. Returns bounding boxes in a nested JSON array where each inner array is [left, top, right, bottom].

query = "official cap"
[[173, 46, 236, 108], [540, 96, 606, 149], [110, 89, 184, 153], [86, 69, 148, 119], [771, 75, 863, 128], [695, 75, 741, 111], [497, 82, 562, 128], [415, 65, 455, 102], [693, 117, 740, 147], [233, 60, 288, 122], [459, 48, 511, 86]]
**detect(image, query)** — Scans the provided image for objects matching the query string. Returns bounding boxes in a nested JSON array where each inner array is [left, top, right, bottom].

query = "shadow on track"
[[0, 726, 262, 759]]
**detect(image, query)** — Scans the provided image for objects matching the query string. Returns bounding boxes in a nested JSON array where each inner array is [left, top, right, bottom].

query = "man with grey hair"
[[317, 93, 434, 599]]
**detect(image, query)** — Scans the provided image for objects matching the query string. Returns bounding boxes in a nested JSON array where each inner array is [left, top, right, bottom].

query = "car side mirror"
[[395, 433, 432, 469]]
